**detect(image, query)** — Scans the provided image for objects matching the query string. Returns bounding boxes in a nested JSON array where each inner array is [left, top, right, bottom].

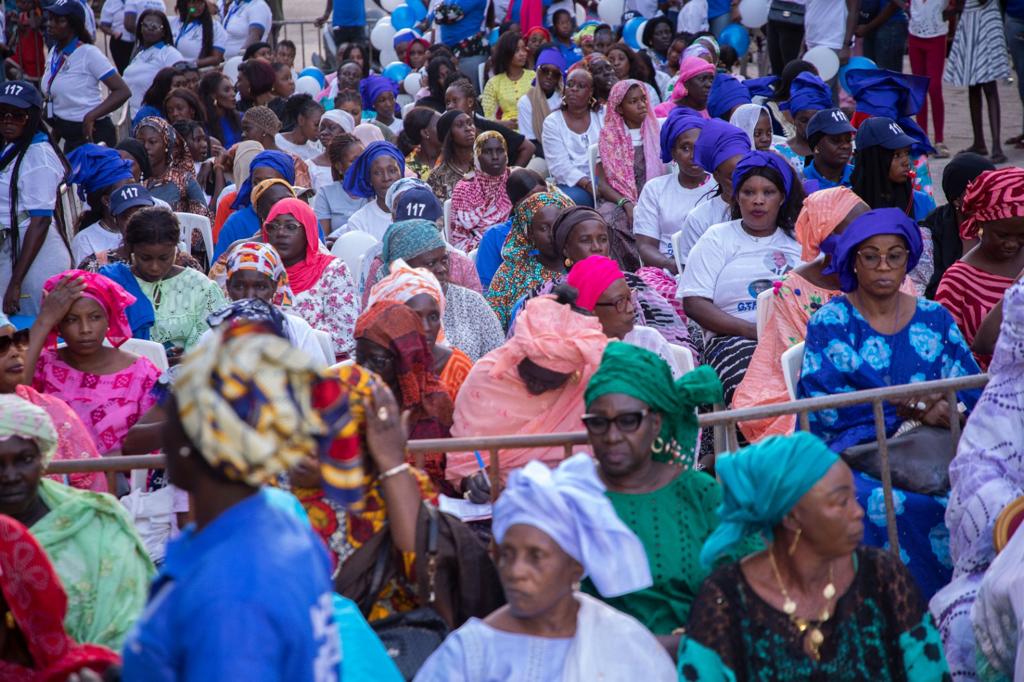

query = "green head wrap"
[[699, 432, 840, 568], [584, 342, 723, 468]]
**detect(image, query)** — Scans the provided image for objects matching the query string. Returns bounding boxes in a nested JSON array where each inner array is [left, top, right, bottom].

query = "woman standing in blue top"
[[170, 0, 227, 68], [430, 0, 490, 88], [123, 10, 185, 119]]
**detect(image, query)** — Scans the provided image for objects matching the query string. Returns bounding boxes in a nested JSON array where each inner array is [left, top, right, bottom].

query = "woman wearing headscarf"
[[729, 103, 776, 152], [706, 73, 778, 122], [342, 140, 406, 240], [360, 74, 402, 136], [772, 72, 833, 177], [448, 295, 608, 490], [449, 131, 512, 252], [417, 453, 678, 681], [935, 167, 1024, 369], [517, 47, 564, 155], [0, 393, 153, 650], [681, 150, 804, 405], [121, 323, 341, 678], [652, 55, 716, 118], [0, 513, 121, 678], [65, 145, 134, 270], [133, 116, 210, 224], [212, 149, 296, 260], [428, 109, 477, 203], [262, 198, 358, 359], [798, 208, 982, 598], [676, 433, 951, 679], [305, 108, 356, 190]]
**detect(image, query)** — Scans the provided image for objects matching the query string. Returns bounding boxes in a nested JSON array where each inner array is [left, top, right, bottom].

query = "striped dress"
[[942, 0, 1012, 87], [934, 260, 1013, 368]]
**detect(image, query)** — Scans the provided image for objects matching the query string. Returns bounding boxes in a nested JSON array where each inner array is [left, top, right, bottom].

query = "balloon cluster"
[[370, 0, 427, 64]]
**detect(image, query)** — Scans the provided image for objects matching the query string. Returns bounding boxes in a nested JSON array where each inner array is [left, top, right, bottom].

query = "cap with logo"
[[394, 186, 443, 223], [807, 108, 856, 143], [0, 81, 43, 110], [110, 184, 155, 217], [855, 116, 916, 152]]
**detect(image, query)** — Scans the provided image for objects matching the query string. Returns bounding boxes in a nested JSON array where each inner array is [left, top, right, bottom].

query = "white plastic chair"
[[120, 338, 170, 371], [223, 55, 243, 83], [781, 341, 805, 401], [311, 328, 335, 362], [467, 248, 478, 263], [671, 230, 684, 281], [175, 212, 213, 262], [477, 61, 486, 89], [330, 230, 378, 281], [587, 144, 600, 207], [668, 343, 695, 375], [443, 199, 452, 243], [755, 287, 774, 340]]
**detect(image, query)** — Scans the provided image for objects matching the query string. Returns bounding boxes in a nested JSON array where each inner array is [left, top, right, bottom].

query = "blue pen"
[[473, 450, 491, 488]]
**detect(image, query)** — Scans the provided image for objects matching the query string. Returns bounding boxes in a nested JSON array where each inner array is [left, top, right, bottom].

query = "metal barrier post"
[[872, 399, 900, 555]]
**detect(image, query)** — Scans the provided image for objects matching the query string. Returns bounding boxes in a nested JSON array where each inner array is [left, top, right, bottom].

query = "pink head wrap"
[[41, 270, 136, 348], [353, 123, 385, 146], [567, 255, 626, 311], [491, 296, 608, 375], [654, 57, 716, 117], [599, 80, 665, 203], [794, 187, 867, 261]]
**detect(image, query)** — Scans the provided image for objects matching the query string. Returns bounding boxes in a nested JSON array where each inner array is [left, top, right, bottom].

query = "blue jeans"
[[862, 20, 908, 73], [558, 183, 594, 208], [1006, 15, 1024, 116], [709, 12, 732, 38]]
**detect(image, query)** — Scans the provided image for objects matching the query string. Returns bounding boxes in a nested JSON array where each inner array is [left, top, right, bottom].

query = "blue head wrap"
[[731, 150, 795, 201], [694, 119, 751, 173], [821, 207, 923, 292], [783, 72, 833, 114], [659, 106, 706, 163], [707, 74, 752, 120], [744, 76, 779, 98], [343, 141, 406, 199], [231, 150, 295, 210], [66, 144, 135, 201], [845, 68, 936, 155], [700, 433, 839, 568], [535, 47, 568, 77], [359, 74, 400, 114], [494, 453, 653, 598]]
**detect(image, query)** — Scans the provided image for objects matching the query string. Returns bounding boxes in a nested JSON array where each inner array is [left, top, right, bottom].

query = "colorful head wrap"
[[782, 72, 832, 114], [402, 38, 431, 67], [524, 26, 551, 43], [573, 22, 598, 47], [534, 46, 567, 76], [359, 74, 399, 113], [230, 140, 264, 186], [699, 433, 839, 567], [659, 106, 706, 162], [225, 241, 295, 307], [667, 56, 716, 105], [380, 218, 446, 267], [232, 150, 295, 209], [845, 67, 935, 155], [342, 140, 406, 199], [241, 104, 281, 136], [731, 150, 795, 201], [262, 198, 336, 295], [353, 123, 385, 146], [66, 144, 135, 200], [552, 206, 606, 259], [41, 270, 135, 348], [0, 394, 58, 466], [393, 27, 420, 48], [958, 168, 1024, 240], [822, 207, 923, 292], [206, 297, 288, 339], [321, 108, 356, 133], [795, 187, 867, 261], [694, 118, 751, 173], [473, 130, 508, 171], [566, 255, 624, 311], [251, 177, 296, 207], [599, 79, 664, 203], [493, 453, 653, 597], [365, 258, 446, 342]]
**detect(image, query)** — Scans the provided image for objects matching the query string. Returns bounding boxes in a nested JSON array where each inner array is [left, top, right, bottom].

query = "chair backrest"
[[671, 230, 684, 280], [668, 343, 695, 375], [311, 328, 335, 363], [478, 61, 486, 89], [222, 55, 243, 83], [467, 248, 478, 264], [443, 199, 452, 242], [119, 338, 169, 371], [781, 341, 805, 401], [174, 212, 213, 262], [330, 230, 378, 281], [587, 144, 600, 206], [755, 287, 774, 340]]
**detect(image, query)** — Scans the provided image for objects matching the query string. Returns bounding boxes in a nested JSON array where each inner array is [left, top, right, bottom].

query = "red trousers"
[[908, 34, 946, 143]]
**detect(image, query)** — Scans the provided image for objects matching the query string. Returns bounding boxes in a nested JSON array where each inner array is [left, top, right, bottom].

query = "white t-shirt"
[[0, 141, 64, 230], [99, 0, 127, 39], [305, 159, 333, 192], [680, 219, 803, 325], [120, 0, 165, 40], [43, 43, 117, 121], [677, 195, 731, 266], [124, 43, 186, 115], [634, 173, 718, 255], [541, 109, 603, 187], [804, 0, 847, 50], [169, 16, 228, 61], [71, 222, 122, 266], [275, 133, 323, 161], [219, 0, 272, 58], [343, 201, 391, 241], [909, 0, 948, 38], [517, 91, 562, 142]]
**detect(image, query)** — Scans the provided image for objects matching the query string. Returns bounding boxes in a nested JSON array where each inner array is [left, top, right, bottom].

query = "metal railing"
[[47, 374, 989, 555]]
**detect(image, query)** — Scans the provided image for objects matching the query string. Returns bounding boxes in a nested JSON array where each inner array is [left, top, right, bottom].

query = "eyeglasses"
[[264, 220, 303, 235], [139, 21, 164, 31], [581, 409, 649, 435], [0, 111, 29, 123], [856, 248, 908, 270], [0, 329, 30, 354], [594, 295, 633, 314]]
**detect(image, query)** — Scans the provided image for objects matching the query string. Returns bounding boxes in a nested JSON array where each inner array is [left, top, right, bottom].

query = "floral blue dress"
[[797, 296, 982, 599]]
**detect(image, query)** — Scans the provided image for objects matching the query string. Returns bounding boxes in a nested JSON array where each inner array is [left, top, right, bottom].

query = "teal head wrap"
[[699, 432, 840, 568], [380, 219, 446, 269], [584, 342, 723, 468]]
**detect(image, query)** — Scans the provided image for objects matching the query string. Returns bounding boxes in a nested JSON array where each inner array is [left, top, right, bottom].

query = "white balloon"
[[636, 19, 648, 48], [381, 0, 403, 11], [403, 71, 424, 96], [295, 76, 321, 97], [575, 2, 586, 25], [803, 45, 841, 81], [597, 0, 624, 25], [379, 45, 399, 66], [738, 0, 770, 28], [370, 19, 397, 52]]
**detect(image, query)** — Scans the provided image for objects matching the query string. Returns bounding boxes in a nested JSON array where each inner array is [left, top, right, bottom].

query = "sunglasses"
[[0, 329, 30, 354], [581, 409, 649, 435], [0, 111, 29, 123]]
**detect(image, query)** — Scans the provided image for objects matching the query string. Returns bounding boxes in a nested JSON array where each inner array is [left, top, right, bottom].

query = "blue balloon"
[[717, 23, 749, 58], [622, 16, 645, 50], [382, 61, 413, 83], [839, 56, 877, 93], [407, 0, 427, 20], [489, 26, 500, 45], [391, 4, 415, 30], [298, 67, 325, 88]]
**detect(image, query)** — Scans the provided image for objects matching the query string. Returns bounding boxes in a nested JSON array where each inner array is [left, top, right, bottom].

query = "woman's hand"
[[82, 112, 96, 141], [365, 382, 409, 472], [2, 280, 21, 315], [37, 273, 85, 327], [208, 136, 225, 159], [289, 455, 322, 488], [463, 472, 492, 504], [896, 393, 952, 428]]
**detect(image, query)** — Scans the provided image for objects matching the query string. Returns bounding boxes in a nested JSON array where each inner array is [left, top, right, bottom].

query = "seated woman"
[[417, 454, 678, 681], [481, 31, 534, 131], [802, 108, 856, 191], [448, 296, 607, 491], [365, 260, 473, 400], [541, 68, 603, 208], [0, 512, 121, 678], [67, 144, 136, 267], [651, 55, 715, 118], [427, 109, 477, 203], [354, 300, 454, 489], [681, 150, 804, 404], [305, 109, 356, 191], [262, 198, 358, 360], [798, 208, 983, 598], [729, 103, 775, 151], [449, 131, 512, 252], [100, 208, 226, 357], [0, 394, 153, 649], [339, 140, 406, 240], [0, 314, 104, 491], [677, 433, 952, 679], [134, 116, 210, 221], [312, 133, 367, 235], [396, 107, 440, 183], [517, 47, 564, 155], [26, 271, 165, 454], [275, 94, 324, 161], [444, 76, 535, 168], [213, 149, 296, 261], [935, 167, 1024, 369], [239, 105, 312, 187]]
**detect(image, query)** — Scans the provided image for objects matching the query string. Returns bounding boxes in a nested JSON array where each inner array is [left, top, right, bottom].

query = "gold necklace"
[[767, 547, 837, 661]]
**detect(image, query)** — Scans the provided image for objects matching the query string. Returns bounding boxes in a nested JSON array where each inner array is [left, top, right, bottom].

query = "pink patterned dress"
[[32, 349, 165, 454], [290, 258, 360, 360]]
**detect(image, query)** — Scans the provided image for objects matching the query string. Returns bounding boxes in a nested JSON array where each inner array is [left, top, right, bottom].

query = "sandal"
[[933, 143, 950, 158], [990, 151, 1008, 164], [959, 145, 989, 156], [1004, 133, 1024, 145]]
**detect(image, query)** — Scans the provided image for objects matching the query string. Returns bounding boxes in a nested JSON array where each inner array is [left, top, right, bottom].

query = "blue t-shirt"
[[859, 0, 907, 26], [555, 40, 582, 67], [440, 0, 488, 46], [709, 0, 731, 19], [121, 490, 339, 682], [476, 219, 511, 290], [333, 0, 366, 27], [803, 161, 854, 192], [1009, 0, 1024, 19], [912, 189, 935, 222]]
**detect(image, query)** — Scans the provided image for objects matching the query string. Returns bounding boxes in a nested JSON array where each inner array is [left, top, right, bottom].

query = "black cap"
[[855, 116, 916, 151], [110, 184, 155, 217], [44, 0, 86, 20], [0, 81, 42, 110], [807, 108, 855, 141], [394, 187, 442, 223]]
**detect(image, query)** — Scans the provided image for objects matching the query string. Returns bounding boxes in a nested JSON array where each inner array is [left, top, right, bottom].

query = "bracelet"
[[378, 462, 411, 482], [616, 197, 631, 208]]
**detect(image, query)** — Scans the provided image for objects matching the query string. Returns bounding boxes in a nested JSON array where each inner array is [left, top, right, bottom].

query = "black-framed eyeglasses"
[[0, 329, 30, 354], [581, 409, 649, 435], [594, 295, 632, 314], [856, 248, 908, 270], [0, 111, 30, 123]]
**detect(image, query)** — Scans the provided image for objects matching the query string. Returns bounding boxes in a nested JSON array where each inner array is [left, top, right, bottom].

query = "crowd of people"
[[0, 0, 1021, 679]]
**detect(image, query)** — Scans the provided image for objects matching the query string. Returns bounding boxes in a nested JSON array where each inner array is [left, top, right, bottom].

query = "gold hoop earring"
[[788, 527, 802, 556], [572, 580, 581, 592], [589, 96, 597, 107], [651, 437, 666, 454], [564, 258, 573, 268]]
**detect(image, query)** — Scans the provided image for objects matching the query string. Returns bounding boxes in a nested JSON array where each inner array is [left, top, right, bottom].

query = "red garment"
[[0, 515, 120, 682], [908, 35, 946, 144], [262, 198, 336, 294], [934, 260, 1013, 369], [12, 13, 45, 80], [958, 167, 1024, 239]]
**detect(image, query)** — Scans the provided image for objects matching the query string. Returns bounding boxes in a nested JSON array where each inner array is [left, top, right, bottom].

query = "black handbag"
[[840, 424, 958, 496], [365, 503, 450, 680], [768, 0, 806, 25]]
